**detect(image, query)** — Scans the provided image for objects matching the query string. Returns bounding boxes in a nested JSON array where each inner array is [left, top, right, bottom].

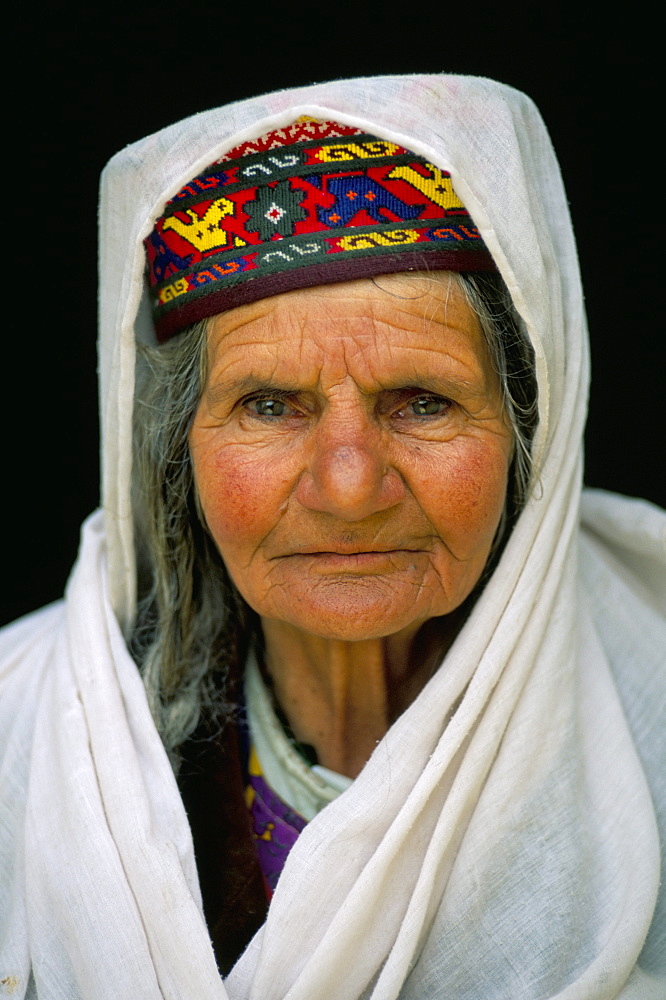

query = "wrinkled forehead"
[[201, 272, 498, 403]]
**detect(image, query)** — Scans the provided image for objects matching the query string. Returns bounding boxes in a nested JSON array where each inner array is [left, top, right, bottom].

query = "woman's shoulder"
[[578, 485, 664, 791], [580, 489, 665, 978], [0, 601, 65, 669], [0, 602, 66, 735], [580, 487, 665, 612]]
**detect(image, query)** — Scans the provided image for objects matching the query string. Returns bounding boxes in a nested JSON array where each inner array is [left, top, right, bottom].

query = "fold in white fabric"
[[1, 74, 664, 999]]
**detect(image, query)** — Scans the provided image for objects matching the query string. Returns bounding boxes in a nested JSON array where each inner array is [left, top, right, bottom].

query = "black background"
[[3, 8, 663, 626]]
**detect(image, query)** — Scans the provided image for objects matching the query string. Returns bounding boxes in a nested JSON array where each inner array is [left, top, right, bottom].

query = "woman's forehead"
[[203, 273, 494, 392], [209, 272, 476, 338]]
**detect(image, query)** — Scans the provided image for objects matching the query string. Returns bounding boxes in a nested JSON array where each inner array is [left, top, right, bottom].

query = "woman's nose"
[[295, 422, 405, 521]]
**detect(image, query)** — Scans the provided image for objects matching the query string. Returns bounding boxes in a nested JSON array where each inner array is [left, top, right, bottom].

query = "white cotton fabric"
[[1, 74, 664, 999]]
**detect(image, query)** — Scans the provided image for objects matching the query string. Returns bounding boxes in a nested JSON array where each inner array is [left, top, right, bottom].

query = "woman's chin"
[[255, 579, 452, 643], [281, 614, 410, 643]]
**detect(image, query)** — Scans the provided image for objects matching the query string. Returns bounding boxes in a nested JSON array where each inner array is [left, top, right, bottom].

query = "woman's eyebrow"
[[375, 374, 482, 396], [205, 375, 302, 406], [205, 373, 486, 408]]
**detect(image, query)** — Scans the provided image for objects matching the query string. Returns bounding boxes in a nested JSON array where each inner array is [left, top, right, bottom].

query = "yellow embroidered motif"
[[244, 744, 264, 809], [316, 140, 402, 162], [248, 744, 263, 778], [162, 197, 244, 252], [158, 278, 189, 304], [336, 228, 420, 251], [387, 164, 464, 210]]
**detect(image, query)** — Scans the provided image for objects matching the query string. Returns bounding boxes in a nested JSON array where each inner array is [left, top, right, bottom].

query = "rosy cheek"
[[420, 444, 509, 547], [194, 446, 279, 554]]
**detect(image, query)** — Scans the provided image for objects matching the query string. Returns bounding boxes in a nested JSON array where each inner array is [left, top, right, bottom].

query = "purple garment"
[[246, 750, 308, 896]]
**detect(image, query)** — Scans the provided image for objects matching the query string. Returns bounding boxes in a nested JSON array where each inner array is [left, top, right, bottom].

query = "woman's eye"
[[243, 395, 305, 419], [412, 396, 444, 416], [247, 397, 287, 417], [397, 395, 452, 418]]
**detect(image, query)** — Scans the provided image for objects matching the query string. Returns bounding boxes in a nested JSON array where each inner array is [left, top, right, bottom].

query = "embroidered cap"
[[145, 118, 496, 343]]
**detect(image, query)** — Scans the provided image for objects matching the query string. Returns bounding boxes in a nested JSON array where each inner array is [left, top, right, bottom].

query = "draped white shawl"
[[1, 74, 664, 1000]]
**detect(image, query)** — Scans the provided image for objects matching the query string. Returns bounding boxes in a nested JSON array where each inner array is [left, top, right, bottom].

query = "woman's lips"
[[277, 549, 422, 571]]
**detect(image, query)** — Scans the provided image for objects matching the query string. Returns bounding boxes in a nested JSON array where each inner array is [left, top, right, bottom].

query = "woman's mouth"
[[280, 549, 421, 571]]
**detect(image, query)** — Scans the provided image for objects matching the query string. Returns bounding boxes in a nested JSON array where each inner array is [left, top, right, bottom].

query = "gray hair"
[[131, 272, 537, 763], [132, 320, 250, 766]]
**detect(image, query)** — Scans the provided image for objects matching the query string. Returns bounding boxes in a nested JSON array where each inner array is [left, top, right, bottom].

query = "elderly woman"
[[0, 75, 664, 999]]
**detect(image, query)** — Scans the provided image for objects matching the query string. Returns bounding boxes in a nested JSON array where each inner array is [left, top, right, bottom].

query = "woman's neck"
[[259, 615, 462, 778]]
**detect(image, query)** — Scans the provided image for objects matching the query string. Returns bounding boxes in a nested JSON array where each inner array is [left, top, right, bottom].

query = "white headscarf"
[[1, 74, 664, 1000]]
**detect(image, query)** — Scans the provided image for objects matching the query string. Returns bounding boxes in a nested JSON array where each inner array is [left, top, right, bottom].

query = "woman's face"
[[189, 273, 513, 642]]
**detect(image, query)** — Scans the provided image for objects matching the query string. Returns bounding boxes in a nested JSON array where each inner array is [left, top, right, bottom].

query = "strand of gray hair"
[[132, 320, 250, 770]]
